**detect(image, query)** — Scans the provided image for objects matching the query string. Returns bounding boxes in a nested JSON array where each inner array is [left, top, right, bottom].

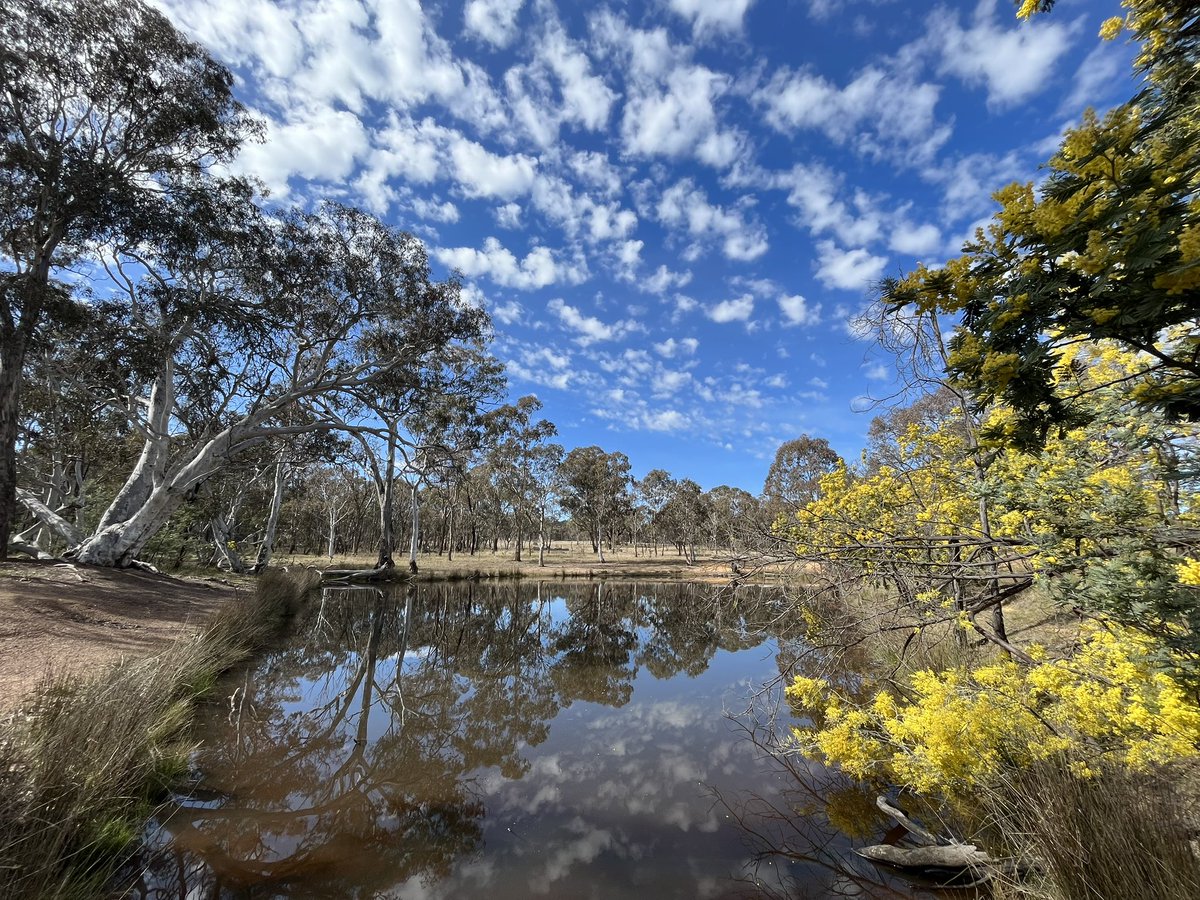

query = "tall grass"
[[984, 759, 1200, 900], [0, 566, 319, 898]]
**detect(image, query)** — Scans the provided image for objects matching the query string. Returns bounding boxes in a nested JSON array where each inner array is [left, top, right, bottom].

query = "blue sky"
[[154, 0, 1132, 493]]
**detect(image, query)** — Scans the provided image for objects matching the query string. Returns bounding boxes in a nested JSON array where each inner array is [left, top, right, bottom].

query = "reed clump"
[[0, 566, 318, 898], [985, 759, 1200, 900]]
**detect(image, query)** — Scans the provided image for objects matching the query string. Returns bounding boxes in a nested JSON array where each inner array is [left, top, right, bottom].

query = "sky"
[[151, 0, 1133, 493]]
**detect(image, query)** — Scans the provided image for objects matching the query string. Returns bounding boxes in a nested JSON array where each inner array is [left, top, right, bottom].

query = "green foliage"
[[885, 0, 1200, 448]]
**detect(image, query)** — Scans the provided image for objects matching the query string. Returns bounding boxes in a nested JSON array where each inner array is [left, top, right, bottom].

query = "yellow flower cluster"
[[1177, 559, 1200, 587], [787, 623, 1200, 794]]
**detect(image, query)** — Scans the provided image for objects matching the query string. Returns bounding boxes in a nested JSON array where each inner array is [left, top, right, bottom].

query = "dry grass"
[[0, 567, 319, 899], [984, 760, 1200, 900], [277, 541, 745, 582]]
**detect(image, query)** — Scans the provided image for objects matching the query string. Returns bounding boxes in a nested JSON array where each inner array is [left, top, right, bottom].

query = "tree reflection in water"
[[127, 580, 923, 899]]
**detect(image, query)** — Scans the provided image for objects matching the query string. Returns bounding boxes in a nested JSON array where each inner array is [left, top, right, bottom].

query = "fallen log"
[[857, 794, 1030, 887], [319, 566, 409, 583]]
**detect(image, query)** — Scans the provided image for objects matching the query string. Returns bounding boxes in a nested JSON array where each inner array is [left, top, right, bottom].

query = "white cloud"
[[623, 66, 743, 167], [464, 0, 525, 48], [529, 174, 638, 244], [667, 0, 756, 37], [815, 241, 887, 291], [863, 362, 890, 381], [435, 237, 582, 290], [592, 13, 744, 169], [505, 16, 617, 146], [656, 180, 768, 261], [778, 294, 821, 327], [548, 298, 638, 344], [410, 197, 459, 223], [236, 106, 369, 196], [773, 164, 882, 245], [641, 265, 693, 295], [645, 409, 689, 431], [495, 202, 522, 228], [889, 221, 942, 256], [806, 0, 892, 21], [568, 151, 624, 197], [506, 344, 574, 390], [924, 150, 1026, 224], [491, 299, 524, 324], [937, 0, 1076, 108], [1061, 41, 1129, 116], [654, 337, 699, 357], [706, 294, 755, 323], [755, 64, 950, 165], [449, 138, 538, 199]]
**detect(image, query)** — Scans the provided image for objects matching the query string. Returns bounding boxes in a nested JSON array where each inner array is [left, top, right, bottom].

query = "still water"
[[129, 580, 923, 899]]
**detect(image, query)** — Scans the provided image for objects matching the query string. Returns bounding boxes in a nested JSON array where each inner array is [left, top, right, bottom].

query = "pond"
[[127, 580, 928, 898]]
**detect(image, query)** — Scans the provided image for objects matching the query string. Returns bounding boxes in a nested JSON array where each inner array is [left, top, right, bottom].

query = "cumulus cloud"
[[449, 138, 538, 199], [773, 164, 882, 245], [435, 237, 582, 290], [236, 106, 369, 196], [656, 180, 768, 261], [464, 0, 525, 48], [548, 298, 639, 344], [754, 64, 950, 165], [889, 221, 942, 256], [667, 0, 756, 37], [640, 265, 693, 295], [778, 294, 821, 327], [506, 344, 575, 390], [654, 337, 700, 357], [592, 12, 745, 168], [937, 0, 1076, 108], [505, 15, 617, 146], [815, 241, 887, 291], [706, 294, 755, 323]]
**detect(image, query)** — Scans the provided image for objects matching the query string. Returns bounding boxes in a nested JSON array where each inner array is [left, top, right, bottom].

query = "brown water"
[[127, 580, 925, 899]]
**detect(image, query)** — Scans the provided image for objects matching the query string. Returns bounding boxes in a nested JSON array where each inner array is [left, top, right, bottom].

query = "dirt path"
[[0, 561, 241, 711]]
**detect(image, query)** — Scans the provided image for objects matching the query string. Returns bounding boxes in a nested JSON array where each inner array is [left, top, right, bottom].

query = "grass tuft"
[[985, 759, 1200, 900], [0, 566, 317, 898]]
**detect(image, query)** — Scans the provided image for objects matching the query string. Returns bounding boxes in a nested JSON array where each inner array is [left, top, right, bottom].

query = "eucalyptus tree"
[[27, 203, 487, 567], [483, 396, 562, 565], [328, 343, 504, 571], [558, 446, 632, 561], [761, 435, 839, 518], [704, 485, 758, 552], [0, 0, 255, 556], [635, 469, 676, 556]]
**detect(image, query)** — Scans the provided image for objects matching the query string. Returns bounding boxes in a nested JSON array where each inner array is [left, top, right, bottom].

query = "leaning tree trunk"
[[254, 460, 288, 572], [408, 481, 420, 574], [0, 330, 29, 560], [93, 360, 174, 535], [596, 520, 606, 562], [376, 475, 396, 570], [538, 505, 546, 567]]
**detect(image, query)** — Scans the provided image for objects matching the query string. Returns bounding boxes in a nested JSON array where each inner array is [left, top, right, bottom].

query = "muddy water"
[[129, 581, 919, 899]]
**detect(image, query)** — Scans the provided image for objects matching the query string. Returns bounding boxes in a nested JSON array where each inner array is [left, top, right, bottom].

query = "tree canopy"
[[884, 0, 1200, 448]]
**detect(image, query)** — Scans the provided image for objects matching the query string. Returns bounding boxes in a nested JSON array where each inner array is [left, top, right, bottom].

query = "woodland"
[[2, 0, 1200, 897]]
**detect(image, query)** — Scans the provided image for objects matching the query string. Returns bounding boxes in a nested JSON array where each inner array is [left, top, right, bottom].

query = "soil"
[[0, 561, 241, 712]]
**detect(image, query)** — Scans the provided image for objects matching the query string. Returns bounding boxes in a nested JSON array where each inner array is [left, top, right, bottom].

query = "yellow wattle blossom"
[[1100, 16, 1125, 40], [788, 623, 1200, 795], [1177, 559, 1200, 587]]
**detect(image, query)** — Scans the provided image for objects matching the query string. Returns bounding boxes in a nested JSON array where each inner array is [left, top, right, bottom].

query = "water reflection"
[[127, 581, 918, 899]]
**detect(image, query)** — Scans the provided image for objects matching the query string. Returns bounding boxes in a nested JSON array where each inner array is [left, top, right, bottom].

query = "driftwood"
[[855, 795, 1020, 887], [319, 566, 409, 584], [855, 842, 992, 870]]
